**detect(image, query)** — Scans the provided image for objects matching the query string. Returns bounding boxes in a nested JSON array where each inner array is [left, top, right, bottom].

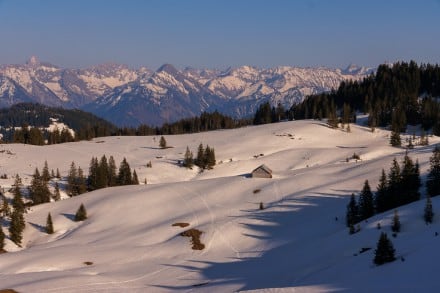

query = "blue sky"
[[0, 0, 439, 69]]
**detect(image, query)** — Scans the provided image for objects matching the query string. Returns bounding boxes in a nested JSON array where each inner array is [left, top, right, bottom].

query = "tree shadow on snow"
[[152, 191, 351, 292], [61, 213, 75, 221], [28, 221, 46, 233]]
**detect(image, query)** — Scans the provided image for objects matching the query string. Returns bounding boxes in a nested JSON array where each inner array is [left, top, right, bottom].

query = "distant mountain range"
[[0, 57, 374, 126]]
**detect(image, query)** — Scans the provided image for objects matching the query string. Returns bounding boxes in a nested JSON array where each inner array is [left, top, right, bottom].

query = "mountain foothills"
[[0, 57, 372, 126]]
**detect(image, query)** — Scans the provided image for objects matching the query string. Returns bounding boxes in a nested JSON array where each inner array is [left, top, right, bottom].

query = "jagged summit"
[[156, 63, 179, 75], [26, 55, 40, 66]]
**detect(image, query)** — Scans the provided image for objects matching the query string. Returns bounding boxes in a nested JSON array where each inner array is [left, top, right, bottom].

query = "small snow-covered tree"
[[183, 146, 194, 169], [159, 136, 167, 149]]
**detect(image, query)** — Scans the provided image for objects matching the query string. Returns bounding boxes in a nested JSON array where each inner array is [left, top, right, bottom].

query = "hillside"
[[0, 120, 439, 292]]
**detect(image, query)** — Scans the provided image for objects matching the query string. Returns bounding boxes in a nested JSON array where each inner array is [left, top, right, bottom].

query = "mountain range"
[[0, 57, 374, 126]]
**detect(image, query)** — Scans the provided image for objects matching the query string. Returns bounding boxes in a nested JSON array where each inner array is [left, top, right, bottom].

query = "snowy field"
[[0, 119, 440, 292]]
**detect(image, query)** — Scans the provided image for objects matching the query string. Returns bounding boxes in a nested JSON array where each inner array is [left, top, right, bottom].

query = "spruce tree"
[[67, 161, 78, 197], [346, 193, 359, 227], [1, 196, 10, 217], [53, 182, 61, 201], [375, 169, 388, 213], [97, 155, 109, 189], [374, 232, 396, 265], [46, 212, 54, 234], [400, 154, 421, 205], [159, 136, 167, 149], [183, 146, 194, 168], [29, 167, 51, 205], [132, 169, 139, 185], [107, 156, 117, 187], [88, 157, 99, 191], [117, 158, 132, 185], [74, 203, 87, 221], [424, 195, 434, 224], [391, 210, 401, 233], [359, 180, 374, 220], [205, 145, 216, 169], [388, 158, 401, 209], [427, 146, 440, 197], [42, 160, 50, 182], [56, 168, 61, 179], [77, 167, 87, 195], [195, 143, 204, 168]]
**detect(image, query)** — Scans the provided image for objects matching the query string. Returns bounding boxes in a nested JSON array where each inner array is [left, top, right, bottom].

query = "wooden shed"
[[251, 164, 273, 178]]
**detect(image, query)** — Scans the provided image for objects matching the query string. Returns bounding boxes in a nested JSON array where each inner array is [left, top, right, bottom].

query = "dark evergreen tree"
[[42, 160, 50, 182], [67, 161, 78, 197], [132, 169, 139, 185], [424, 195, 434, 224], [359, 180, 375, 220], [427, 146, 440, 197], [77, 167, 87, 195], [9, 176, 25, 246], [390, 129, 401, 147], [204, 145, 216, 169], [46, 212, 54, 234], [391, 210, 401, 233], [387, 158, 401, 209], [53, 182, 61, 201], [56, 168, 61, 179], [29, 167, 51, 205], [374, 232, 396, 265], [159, 136, 167, 148], [74, 203, 87, 221], [400, 154, 421, 205], [96, 155, 109, 189], [195, 143, 205, 168], [117, 158, 132, 185], [87, 157, 99, 191], [346, 193, 359, 227], [375, 169, 389, 213], [183, 146, 194, 168], [108, 156, 117, 187], [1, 196, 10, 218]]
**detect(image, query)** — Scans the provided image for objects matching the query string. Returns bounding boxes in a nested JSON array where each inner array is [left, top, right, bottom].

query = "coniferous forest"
[[291, 61, 440, 135]]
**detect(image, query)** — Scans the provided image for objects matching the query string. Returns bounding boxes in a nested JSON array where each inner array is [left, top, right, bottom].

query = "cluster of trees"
[[253, 102, 287, 125], [346, 153, 421, 228], [292, 61, 440, 135], [119, 111, 251, 136], [183, 143, 216, 170], [68, 155, 139, 196]]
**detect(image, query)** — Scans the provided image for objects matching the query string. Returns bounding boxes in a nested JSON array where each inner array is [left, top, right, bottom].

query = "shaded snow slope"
[[0, 120, 439, 292]]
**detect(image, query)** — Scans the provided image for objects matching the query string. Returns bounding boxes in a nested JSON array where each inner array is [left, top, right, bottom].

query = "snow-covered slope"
[[0, 58, 373, 126], [0, 120, 439, 292]]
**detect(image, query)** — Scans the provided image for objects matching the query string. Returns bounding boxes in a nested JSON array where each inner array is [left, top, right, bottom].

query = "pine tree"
[[74, 203, 87, 221], [132, 169, 139, 185], [53, 182, 61, 201], [9, 176, 25, 246], [183, 146, 194, 168], [1, 196, 10, 218], [117, 158, 132, 185], [359, 180, 375, 221], [0, 226, 5, 251], [56, 168, 61, 179], [205, 145, 216, 169], [388, 158, 401, 209], [67, 161, 78, 197], [97, 155, 109, 189], [391, 210, 401, 233], [159, 136, 167, 149], [259, 202, 264, 210], [107, 156, 117, 187], [29, 167, 51, 205], [427, 146, 440, 197], [77, 167, 87, 195], [390, 128, 401, 147], [424, 195, 434, 224], [42, 160, 50, 182], [88, 157, 99, 191], [51, 169, 55, 178], [375, 169, 389, 213], [46, 212, 54, 234], [346, 193, 359, 227], [400, 154, 421, 205], [195, 143, 204, 168], [374, 232, 396, 265]]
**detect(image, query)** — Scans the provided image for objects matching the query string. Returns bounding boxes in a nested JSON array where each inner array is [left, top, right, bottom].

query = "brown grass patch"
[[181, 228, 205, 250], [172, 222, 190, 228], [83, 261, 94, 266], [0, 290, 20, 293]]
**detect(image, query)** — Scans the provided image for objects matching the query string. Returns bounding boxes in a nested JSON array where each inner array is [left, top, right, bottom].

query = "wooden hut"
[[251, 164, 272, 178]]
